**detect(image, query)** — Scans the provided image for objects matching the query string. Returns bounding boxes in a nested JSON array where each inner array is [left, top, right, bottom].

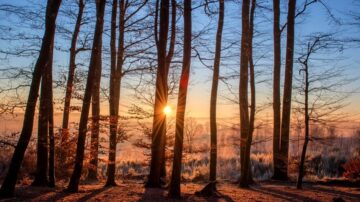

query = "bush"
[[343, 158, 360, 180]]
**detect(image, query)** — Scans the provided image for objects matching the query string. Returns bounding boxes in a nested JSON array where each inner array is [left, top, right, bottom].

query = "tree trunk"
[[0, 0, 61, 198], [248, 0, 256, 184], [61, 0, 84, 167], [297, 59, 309, 189], [87, 73, 101, 181], [159, 0, 177, 184], [279, 0, 296, 181], [239, 0, 251, 188], [67, 0, 106, 192], [106, 0, 126, 186], [32, 61, 51, 186], [197, 1, 224, 196], [147, 0, 169, 188], [48, 79, 55, 187], [209, 0, 224, 184], [272, 0, 283, 180], [168, 0, 191, 198]]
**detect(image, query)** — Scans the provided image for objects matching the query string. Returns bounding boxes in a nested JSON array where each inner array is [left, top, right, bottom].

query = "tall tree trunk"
[[248, 0, 256, 184], [0, 0, 62, 198], [147, 0, 170, 188], [87, 72, 101, 181], [197, 0, 224, 196], [279, 0, 296, 181], [159, 0, 177, 184], [61, 0, 84, 166], [106, 0, 126, 186], [48, 78, 55, 187], [32, 61, 51, 187], [67, 0, 106, 192], [239, 0, 251, 188], [168, 0, 191, 198], [272, 0, 283, 180], [297, 56, 309, 189]]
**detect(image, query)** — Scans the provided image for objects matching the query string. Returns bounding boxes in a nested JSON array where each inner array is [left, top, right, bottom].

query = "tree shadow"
[[250, 182, 360, 202], [138, 187, 166, 202], [75, 186, 110, 201], [306, 184, 360, 201], [250, 185, 321, 202]]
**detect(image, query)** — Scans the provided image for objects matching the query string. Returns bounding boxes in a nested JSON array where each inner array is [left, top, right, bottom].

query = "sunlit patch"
[[163, 105, 172, 116]]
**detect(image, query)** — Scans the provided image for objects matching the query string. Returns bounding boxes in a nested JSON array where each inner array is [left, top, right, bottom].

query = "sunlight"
[[163, 105, 172, 116]]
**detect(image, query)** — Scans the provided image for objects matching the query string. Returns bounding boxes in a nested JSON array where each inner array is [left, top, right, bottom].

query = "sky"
[[0, 0, 359, 131]]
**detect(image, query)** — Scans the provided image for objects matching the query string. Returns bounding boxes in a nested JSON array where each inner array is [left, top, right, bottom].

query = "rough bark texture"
[[61, 0, 84, 165], [272, 0, 283, 180], [147, 0, 169, 188], [67, 0, 106, 193], [0, 0, 62, 198], [168, 0, 191, 198], [239, 0, 251, 188], [279, 0, 296, 181]]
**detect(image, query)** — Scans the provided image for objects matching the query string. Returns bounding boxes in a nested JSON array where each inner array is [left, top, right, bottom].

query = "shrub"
[[343, 158, 360, 180]]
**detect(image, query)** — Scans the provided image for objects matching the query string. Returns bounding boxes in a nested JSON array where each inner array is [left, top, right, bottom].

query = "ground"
[[0, 180, 359, 202]]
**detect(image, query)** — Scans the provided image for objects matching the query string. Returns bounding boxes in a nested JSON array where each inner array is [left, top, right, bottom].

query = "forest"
[[0, 0, 359, 201]]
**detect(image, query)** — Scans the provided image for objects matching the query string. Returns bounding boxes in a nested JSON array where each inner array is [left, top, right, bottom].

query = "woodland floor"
[[0, 180, 359, 202]]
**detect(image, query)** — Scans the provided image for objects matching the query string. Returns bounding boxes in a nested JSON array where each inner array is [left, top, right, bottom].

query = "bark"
[[297, 46, 310, 189], [168, 0, 191, 198], [67, 0, 106, 193], [248, 0, 256, 184], [0, 0, 61, 198], [209, 0, 224, 184], [159, 0, 177, 184], [239, 0, 251, 188], [61, 0, 84, 165], [32, 60, 51, 187], [48, 79, 55, 187], [87, 73, 101, 181], [272, 0, 283, 180], [147, 0, 170, 188], [106, 0, 126, 186], [198, 1, 224, 196], [279, 0, 296, 181]]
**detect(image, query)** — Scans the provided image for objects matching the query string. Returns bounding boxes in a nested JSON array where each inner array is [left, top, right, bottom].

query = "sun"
[[163, 105, 172, 116]]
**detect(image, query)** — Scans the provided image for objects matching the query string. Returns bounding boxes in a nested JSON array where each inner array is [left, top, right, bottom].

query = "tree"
[[272, 0, 282, 180], [61, 0, 85, 165], [278, 0, 296, 180], [0, 0, 62, 198], [239, 0, 251, 188], [197, 0, 224, 196], [168, 0, 191, 198], [295, 34, 349, 189], [147, 0, 170, 188], [67, 0, 106, 192]]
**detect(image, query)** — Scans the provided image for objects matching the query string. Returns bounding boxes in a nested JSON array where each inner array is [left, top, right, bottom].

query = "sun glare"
[[163, 105, 172, 116]]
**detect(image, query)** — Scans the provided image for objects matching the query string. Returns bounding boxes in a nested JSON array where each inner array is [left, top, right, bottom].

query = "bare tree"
[[239, 0, 251, 188], [147, 0, 170, 188], [0, 0, 62, 197], [197, 0, 224, 196], [67, 0, 106, 193], [61, 0, 85, 165], [295, 34, 350, 189], [168, 0, 191, 198]]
